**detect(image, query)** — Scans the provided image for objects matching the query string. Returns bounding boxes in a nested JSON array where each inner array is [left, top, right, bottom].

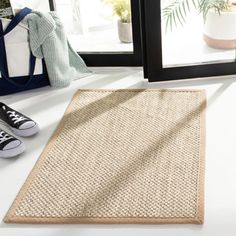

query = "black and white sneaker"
[[0, 103, 40, 137], [0, 129, 25, 158]]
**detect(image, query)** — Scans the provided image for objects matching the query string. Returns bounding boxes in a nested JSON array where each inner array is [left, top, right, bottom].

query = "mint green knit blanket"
[[24, 11, 92, 87]]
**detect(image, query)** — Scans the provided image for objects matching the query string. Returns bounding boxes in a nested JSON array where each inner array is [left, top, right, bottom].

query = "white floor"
[[1, 67, 236, 236], [68, 30, 133, 53]]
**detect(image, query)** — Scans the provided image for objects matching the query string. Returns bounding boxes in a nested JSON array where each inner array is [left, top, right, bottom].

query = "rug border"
[[3, 89, 206, 224]]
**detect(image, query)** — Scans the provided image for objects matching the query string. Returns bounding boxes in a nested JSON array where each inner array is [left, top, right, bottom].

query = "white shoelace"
[[0, 131, 12, 144], [6, 111, 26, 124]]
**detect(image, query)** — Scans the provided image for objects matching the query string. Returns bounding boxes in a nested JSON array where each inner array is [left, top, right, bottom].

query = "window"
[[142, 0, 236, 82], [50, 0, 143, 66]]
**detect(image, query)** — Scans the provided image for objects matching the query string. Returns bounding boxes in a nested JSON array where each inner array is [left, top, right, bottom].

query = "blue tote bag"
[[0, 8, 49, 96]]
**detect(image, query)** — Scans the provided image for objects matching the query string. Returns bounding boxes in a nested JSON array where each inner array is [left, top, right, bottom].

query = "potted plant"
[[163, 0, 236, 49], [105, 0, 132, 43]]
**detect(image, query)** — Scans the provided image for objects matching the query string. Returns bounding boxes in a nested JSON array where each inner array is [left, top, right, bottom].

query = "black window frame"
[[49, 0, 143, 66], [141, 0, 236, 82]]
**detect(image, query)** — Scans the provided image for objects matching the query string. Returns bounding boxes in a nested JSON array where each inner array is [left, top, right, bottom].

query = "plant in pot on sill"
[[105, 0, 133, 43], [163, 0, 236, 49]]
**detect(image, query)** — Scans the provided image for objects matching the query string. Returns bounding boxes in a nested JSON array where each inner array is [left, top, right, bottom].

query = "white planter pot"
[[203, 10, 236, 49], [118, 20, 133, 43]]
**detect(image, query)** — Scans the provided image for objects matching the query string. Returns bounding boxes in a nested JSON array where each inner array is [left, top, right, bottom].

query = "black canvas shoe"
[[0, 129, 25, 158], [0, 103, 39, 137]]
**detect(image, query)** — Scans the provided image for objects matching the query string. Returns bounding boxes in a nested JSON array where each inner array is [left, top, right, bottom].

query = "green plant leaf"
[[104, 0, 131, 23], [163, 0, 230, 31]]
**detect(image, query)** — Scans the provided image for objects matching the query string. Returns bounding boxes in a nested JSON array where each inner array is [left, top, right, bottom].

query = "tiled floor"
[[1, 67, 236, 236]]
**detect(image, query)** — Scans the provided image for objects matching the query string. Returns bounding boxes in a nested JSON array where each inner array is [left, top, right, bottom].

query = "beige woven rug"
[[4, 89, 206, 224]]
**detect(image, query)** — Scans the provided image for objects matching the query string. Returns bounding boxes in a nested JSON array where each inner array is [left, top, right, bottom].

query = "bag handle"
[[0, 7, 32, 36], [0, 7, 33, 79], [0, 20, 8, 77], [0, 8, 39, 87], [1, 53, 37, 88]]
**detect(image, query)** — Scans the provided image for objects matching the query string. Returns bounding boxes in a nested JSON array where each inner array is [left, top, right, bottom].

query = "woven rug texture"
[[4, 89, 206, 224]]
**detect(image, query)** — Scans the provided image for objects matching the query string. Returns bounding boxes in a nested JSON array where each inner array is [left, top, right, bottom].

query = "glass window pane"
[[54, 0, 134, 53], [161, 0, 236, 68]]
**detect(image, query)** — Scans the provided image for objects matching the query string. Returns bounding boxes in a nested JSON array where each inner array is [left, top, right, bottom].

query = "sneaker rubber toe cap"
[[3, 140, 22, 150], [19, 121, 37, 130]]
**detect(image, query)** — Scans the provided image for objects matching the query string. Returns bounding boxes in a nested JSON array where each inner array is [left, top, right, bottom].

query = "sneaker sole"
[[10, 123, 40, 137], [0, 142, 25, 159], [0, 120, 40, 137]]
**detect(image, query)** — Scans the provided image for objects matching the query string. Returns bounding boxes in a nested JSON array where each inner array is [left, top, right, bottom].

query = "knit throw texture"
[[24, 12, 91, 87]]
